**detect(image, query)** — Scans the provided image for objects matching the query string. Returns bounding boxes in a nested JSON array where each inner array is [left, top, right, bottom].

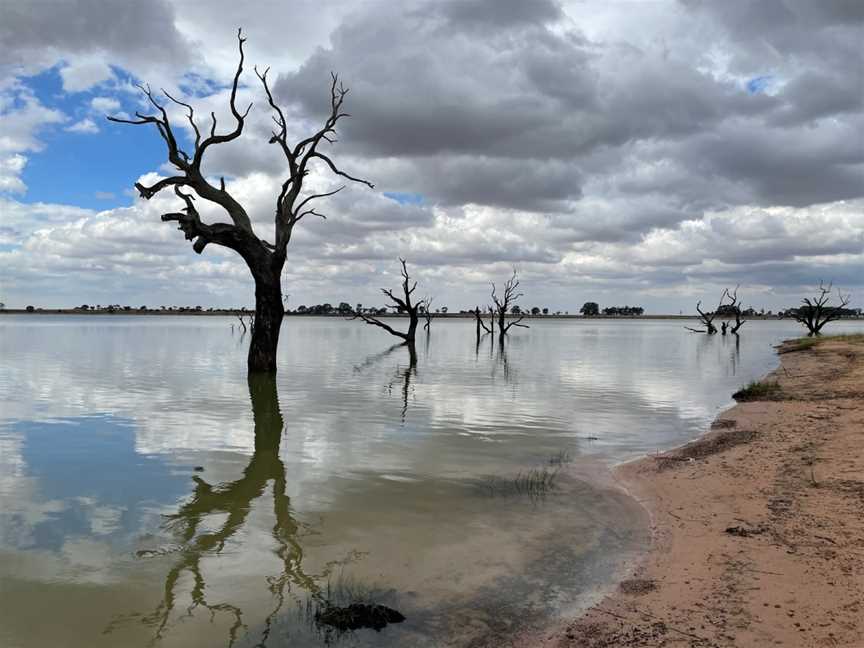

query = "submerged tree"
[[721, 286, 746, 335], [687, 290, 729, 334], [793, 282, 852, 336], [491, 270, 529, 338], [473, 306, 493, 340], [108, 30, 372, 373], [354, 259, 421, 344]]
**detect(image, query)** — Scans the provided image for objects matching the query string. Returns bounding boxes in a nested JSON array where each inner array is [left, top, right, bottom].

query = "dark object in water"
[[193, 466, 205, 472], [316, 603, 406, 632]]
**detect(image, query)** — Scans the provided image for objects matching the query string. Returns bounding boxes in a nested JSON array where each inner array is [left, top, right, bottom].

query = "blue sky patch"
[[746, 75, 772, 95], [383, 191, 425, 206], [15, 67, 182, 210]]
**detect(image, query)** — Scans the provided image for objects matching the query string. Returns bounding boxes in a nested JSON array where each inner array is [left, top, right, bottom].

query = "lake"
[[2, 315, 862, 647]]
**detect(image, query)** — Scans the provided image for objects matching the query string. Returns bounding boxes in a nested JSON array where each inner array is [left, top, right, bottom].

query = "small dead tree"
[[108, 30, 372, 374], [355, 259, 421, 344], [793, 282, 851, 336], [491, 270, 529, 337], [474, 306, 493, 339], [421, 297, 434, 331], [687, 291, 727, 334], [722, 286, 746, 335]]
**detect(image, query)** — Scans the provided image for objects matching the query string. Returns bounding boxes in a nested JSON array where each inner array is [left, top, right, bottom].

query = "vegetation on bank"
[[781, 333, 864, 353], [732, 379, 783, 402]]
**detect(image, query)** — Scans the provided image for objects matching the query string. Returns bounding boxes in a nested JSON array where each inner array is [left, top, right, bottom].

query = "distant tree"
[[491, 269, 529, 337], [421, 297, 434, 330], [139, 305, 147, 311], [601, 305, 644, 317], [297, 305, 308, 314], [530, 306, 540, 316], [511, 305, 522, 315], [580, 302, 599, 317], [354, 258, 421, 344], [542, 307, 549, 315], [26, 305, 35, 312], [108, 30, 372, 373], [356, 303, 362, 314], [721, 286, 746, 335], [440, 306, 448, 314], [687, 292, 724, 334], [474, 306, 493, 339], [78, 304, 90, 310], [793, 281, 852, 336], [338, 302, 353, 314]]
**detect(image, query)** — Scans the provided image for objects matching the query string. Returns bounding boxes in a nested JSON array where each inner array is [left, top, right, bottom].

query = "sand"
[[532, 336, 864, 647]]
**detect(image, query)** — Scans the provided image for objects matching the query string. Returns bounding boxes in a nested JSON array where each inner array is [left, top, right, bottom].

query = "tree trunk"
[[248, 273, 284, 373], [406, 311, 419, 343]]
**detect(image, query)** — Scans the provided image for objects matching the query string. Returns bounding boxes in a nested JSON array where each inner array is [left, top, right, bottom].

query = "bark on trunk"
[[248, 274, 284, 373], [406, 311, 419, 344]]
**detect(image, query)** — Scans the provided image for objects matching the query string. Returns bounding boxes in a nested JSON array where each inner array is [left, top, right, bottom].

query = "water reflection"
[[131, 375, 316, 647], [3, 316, 864, 648]]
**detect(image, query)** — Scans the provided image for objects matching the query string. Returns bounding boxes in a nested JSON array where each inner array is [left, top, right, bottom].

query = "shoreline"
[[1, 310, 848, 323], [526, 335, 864, 647]]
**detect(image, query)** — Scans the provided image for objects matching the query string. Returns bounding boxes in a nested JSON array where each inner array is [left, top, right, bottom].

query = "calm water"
[[2, 315, 862, 647]]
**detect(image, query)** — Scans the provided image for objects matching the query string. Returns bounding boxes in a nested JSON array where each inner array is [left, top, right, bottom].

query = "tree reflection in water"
[[134, 375, 319, 647]]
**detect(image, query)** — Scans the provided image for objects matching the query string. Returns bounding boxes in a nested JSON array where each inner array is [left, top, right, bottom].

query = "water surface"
[[2, 315, 861, 647]]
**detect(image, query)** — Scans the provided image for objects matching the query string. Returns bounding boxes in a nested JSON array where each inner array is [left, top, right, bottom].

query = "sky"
[[0, 0, 862, 313]]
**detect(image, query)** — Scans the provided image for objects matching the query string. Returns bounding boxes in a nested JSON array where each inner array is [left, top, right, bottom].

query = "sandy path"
[[530, 337, 864, 647]]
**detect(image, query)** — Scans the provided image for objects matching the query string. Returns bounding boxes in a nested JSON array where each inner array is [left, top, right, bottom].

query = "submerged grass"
[[480, 450, 570, 499], [732, 379, 783, 402]]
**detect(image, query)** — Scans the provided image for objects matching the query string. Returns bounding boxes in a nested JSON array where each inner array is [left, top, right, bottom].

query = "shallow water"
[[1, 315, 862, 647]]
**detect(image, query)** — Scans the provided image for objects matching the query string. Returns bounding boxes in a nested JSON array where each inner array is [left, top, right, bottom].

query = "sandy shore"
[[530, 336, 864, 647]]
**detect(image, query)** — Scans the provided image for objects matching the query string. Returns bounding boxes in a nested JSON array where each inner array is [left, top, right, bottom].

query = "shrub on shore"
[[733, 380, 783, 401]]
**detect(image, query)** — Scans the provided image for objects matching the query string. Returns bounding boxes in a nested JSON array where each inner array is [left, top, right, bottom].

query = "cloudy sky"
[[0, 0, 862, 313]]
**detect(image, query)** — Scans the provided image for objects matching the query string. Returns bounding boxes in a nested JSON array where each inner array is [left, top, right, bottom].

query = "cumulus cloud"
[[65, 118, 99, 134], [1, 0, 862, 310]]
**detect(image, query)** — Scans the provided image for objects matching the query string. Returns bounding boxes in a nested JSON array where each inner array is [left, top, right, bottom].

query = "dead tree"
[[722, 286, 746, 335], [686, 291, 727, 334], [421, 297, 434, 331], [491, 269, 529, 337], [474, 306, 493, 339], [108, 30, 372, 373], [354, 259, 420, 344], [793, 281, 852, 336]]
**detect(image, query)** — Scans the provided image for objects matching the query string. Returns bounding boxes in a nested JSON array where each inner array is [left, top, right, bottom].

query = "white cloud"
[[90, 96, 121, 113], [65, 118, 99, 134], [58, 57, 115, 92], [0, 85, 65, 194], [0, 154, 27, 193]]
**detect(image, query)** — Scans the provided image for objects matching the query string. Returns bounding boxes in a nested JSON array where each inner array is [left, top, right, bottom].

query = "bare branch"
[[308, 152, 374, 189]]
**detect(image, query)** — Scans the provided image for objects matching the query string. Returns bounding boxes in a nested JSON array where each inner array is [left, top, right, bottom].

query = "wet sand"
[[529, 336, 864, 647]]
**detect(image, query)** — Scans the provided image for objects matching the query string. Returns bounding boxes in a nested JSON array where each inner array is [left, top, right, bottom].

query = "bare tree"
[[793, 281, 852, 336], [722, 285, 746, 335], [354, 259, 421, 344], [108, 30, 372, 373], [491, 269, 529, 337], [686, 291, 725, 334], [474, 306, 493, 339], [421, 297, 434, 331]]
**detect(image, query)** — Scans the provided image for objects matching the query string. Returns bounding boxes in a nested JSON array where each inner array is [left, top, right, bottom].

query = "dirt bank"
[[534, 336, 864, 647]]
